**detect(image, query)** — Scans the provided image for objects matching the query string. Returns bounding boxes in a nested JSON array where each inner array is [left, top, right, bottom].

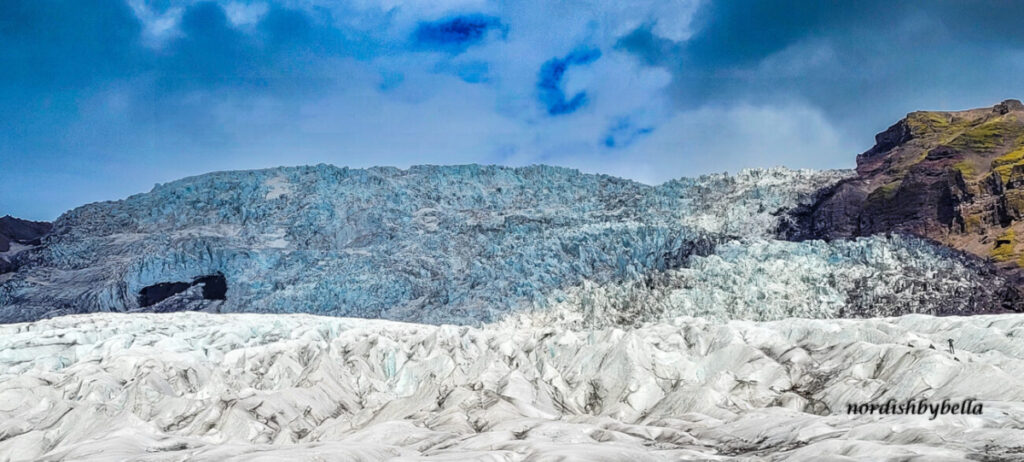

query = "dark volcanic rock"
[[995, 99, 1024, 114], [784, 99, 1024, 288], [0, 216, 52, 252], [862, 119, 913, 159], [0, 216, 51, 274]]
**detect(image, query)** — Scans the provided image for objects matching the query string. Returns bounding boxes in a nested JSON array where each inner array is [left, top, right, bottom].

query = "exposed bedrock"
[[0, 215, 51, 252], [781, 99, 1024, 304], [0, 216, 52, 275]]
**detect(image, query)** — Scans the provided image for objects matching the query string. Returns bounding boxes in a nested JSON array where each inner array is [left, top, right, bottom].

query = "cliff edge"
[[785, 99, 1024, 282]]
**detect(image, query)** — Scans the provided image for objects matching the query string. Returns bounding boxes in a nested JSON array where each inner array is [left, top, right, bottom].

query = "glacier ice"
[[2, 164, 1023, 461], [2, 312, 1024, 461], [0, 164, 1015, 324], [527, 235, 1015, 328]]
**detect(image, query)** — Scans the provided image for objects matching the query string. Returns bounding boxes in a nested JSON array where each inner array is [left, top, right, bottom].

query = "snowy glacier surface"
[[2, 165, 1023, 461], [0, 164, 1015, 323], [2, 312, 1024, 461]]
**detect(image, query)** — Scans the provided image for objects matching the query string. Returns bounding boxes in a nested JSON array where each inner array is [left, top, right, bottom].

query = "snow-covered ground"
[[3, 312, 1024, 461]]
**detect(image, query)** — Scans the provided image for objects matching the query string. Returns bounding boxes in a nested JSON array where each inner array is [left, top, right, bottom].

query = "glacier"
[[0, 164, 1017, 323], [3, 312, 1024, 461], [531, 235, 1015, 328], [3, 164, 1024, 461]]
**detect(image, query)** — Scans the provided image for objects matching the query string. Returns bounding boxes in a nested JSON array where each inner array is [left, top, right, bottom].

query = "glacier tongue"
[[2, 164, 1017, 324], [527, 235, 1014, 328], [2, 312, 1024, 461]]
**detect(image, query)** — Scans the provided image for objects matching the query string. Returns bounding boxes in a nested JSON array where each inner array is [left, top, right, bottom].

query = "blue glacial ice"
[[0, 164, 1013, 324]]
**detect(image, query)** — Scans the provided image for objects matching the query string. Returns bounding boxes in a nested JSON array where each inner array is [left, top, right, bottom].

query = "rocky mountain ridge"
[[784, 99, 1024, 282]]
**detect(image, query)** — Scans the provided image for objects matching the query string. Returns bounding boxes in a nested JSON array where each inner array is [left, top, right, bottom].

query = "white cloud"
[[6, 0, 866, 220], [223, 1, 269, 26], [127, 0, 185, 47], [613, 103, 855, 183], [117, 0, 836, 187]]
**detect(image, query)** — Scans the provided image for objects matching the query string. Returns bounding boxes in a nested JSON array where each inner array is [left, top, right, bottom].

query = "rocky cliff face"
[[0, 215, 50, 251], [783, 99, 1024, 280], [0, 215, 51, 274]]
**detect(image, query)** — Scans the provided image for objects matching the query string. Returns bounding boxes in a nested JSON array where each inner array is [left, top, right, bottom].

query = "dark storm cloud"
[[617, 1, 1024, 134], [161, 2, 257, 89], [537, 48, 602, 116], [412, 14, 506, 54]]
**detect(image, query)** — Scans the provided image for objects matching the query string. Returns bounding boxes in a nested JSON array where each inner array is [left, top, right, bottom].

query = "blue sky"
[[4, 0, 1024, 220]]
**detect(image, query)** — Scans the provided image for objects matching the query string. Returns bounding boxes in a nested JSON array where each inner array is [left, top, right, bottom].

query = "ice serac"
[[783, 100, 1024, 284], [1, 164, 1019, 323]]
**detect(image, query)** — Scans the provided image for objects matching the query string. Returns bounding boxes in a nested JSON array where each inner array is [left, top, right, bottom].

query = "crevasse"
[[0, 164, 1012, 324]]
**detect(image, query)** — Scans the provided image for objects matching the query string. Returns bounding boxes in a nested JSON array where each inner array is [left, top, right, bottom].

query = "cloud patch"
[[7, 0, 1024, 222], [616, 0, 1024, 134], [603, 117, 654, 148], [537, 47, 602, 116], [412, 14, 506, 54]]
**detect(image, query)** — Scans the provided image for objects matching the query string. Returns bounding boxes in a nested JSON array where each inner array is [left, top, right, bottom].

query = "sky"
[[4, 1, 1024, 220]]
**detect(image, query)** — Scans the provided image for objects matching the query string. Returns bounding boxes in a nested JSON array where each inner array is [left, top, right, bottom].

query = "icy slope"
[[1, 165, 855, 323], [2, 312, 1024, 461], [531, 235, 1014, 327], [2, 164, 1017, 324]]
